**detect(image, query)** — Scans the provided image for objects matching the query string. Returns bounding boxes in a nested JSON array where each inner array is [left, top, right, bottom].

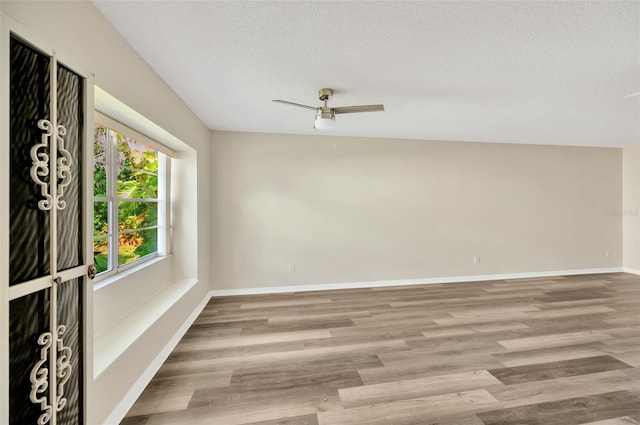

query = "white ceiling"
[[92, 1, 639, 148]]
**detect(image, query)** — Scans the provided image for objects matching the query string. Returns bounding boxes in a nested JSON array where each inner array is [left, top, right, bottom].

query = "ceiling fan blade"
[[625, 91, 640, 98], [272, 100, 317, 110], [332, 104, 385, 114]]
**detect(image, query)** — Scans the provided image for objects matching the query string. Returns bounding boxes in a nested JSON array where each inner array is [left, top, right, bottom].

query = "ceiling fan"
[[273, 88, 384, 130]]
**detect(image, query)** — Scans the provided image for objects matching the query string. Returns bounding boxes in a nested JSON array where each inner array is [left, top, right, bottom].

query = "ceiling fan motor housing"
[[316, 107, 335, 120]]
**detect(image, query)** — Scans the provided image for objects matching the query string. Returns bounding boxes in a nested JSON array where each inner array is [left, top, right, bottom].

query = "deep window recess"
[[93, 114, 172, 278]]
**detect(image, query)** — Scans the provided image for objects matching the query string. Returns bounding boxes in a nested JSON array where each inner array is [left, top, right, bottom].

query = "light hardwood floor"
[[122, 273, 640, 425]]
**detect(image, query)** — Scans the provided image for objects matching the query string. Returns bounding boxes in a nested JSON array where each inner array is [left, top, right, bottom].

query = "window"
[[93, 114, 171, 278]]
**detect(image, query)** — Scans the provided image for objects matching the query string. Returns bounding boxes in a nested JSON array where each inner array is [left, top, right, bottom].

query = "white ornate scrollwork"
[[31, 120, 54, 211], [31, 120, 72, 211], [55, 325, 72, 412], [30, 331, 53, 425], [55, 124, 71, 211], [28, 326, 73, 423]]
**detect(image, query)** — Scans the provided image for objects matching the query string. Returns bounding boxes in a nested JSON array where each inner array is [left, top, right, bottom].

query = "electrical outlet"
[[474, 255, 480, 265], [288, 263, 296, 273], [606, 249, 610, 258]]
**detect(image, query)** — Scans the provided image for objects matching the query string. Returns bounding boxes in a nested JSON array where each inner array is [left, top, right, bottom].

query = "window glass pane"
[[116, 133, 158, 173], [118, 201, 157, 230], [94, 124, 108, 163], [93, 117, 166, 278], [93, 202, 109, 236], [93, 237, 109, 274], [117, 169, 158, 199], [94, 163, 107, 197], [118, 228, 157, 266]]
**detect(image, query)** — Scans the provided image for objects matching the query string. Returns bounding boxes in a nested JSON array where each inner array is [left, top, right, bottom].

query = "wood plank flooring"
[[121, 272, 640, 425]]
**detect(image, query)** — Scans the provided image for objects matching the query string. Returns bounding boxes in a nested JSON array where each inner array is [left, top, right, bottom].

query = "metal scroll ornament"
[[55, 325, 72, 412], [31, 120, 54, 211], [31, 119, 72, 211], [55, 124, 72, 211], [29, 332, 53, 425], [29, 326, 73, 424]]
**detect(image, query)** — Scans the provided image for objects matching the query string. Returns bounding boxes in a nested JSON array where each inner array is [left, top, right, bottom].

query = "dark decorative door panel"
[[7, 33, 91, 425], [9, 35, 51, 286]]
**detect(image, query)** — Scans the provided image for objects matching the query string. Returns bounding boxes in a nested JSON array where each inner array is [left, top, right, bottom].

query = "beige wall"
[[211, 131, 623, 290], [623, 146, 640, 271], [1, 2, 211, 424]]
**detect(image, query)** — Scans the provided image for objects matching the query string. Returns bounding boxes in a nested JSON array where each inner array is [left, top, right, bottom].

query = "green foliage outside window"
[[93, 123, 161, 274]]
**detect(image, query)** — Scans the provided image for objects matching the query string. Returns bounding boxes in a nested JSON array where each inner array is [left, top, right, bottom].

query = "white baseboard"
[[104, 289, 211, 425], [623, 267, 640, 276], [210, 267, 625, 297]]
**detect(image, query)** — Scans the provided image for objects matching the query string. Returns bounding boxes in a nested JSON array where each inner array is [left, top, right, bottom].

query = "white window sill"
[[93, 254, 172, 291], [93, 276, 198, 378]]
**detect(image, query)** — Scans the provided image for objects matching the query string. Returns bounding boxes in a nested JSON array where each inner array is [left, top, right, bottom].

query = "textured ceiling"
[[92, 1, 639, 147]]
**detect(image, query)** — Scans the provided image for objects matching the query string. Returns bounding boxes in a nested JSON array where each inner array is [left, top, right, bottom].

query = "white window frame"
[[93, 111, 174, 281]]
